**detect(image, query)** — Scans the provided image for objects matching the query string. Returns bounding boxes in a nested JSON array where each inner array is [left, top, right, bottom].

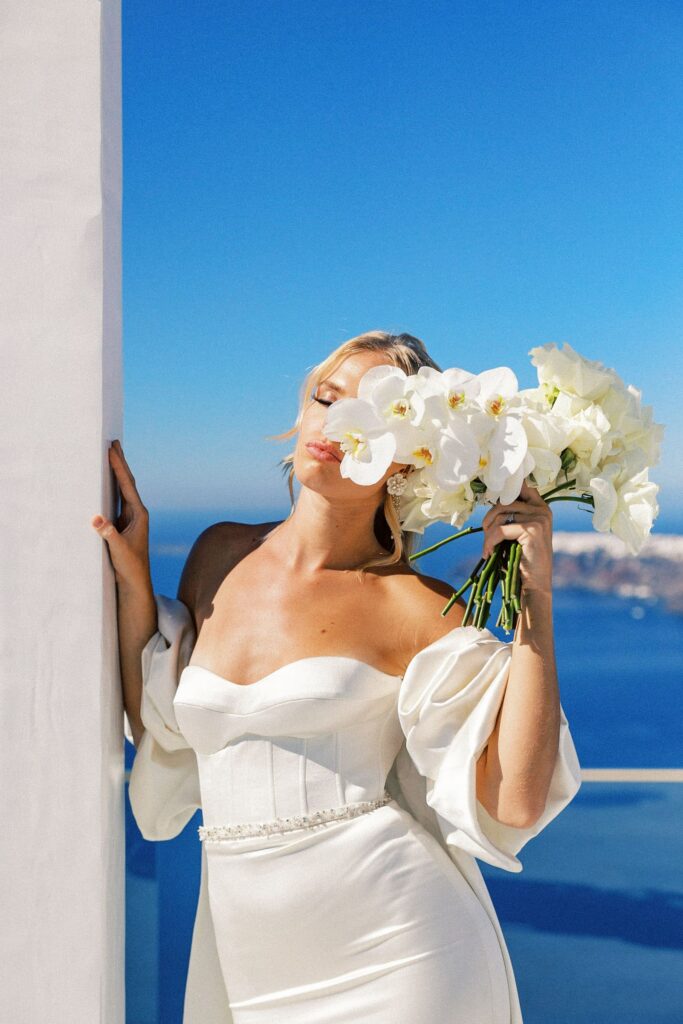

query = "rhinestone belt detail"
[[198, 791, 394, 842]]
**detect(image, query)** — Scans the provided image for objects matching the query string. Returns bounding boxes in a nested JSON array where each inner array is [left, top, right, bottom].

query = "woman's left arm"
[[475, 479, 562, 829]]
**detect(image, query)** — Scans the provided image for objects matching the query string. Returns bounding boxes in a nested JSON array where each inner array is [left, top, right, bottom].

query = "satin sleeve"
[[125, 593, 202, 842], [396, 625, 582, 872]]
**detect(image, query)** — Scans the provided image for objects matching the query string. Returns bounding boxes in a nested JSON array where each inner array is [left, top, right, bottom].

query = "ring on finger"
[[504, 511, 516, 524]]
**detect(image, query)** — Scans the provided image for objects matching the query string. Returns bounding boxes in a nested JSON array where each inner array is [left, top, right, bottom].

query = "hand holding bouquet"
[[321, 342, 664, 632]]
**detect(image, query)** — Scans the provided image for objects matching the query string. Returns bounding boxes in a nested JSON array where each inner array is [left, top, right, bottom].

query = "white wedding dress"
[[126, 593, 582, 1024]]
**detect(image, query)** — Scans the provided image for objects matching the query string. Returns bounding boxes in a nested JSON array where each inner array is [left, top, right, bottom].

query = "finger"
[[91, 514, 120, 542], [482, 522, 528, 558], [482, 499, 544, 529], [484, 516, 553, 555], [112, 439, 135, 480], [109, 440, 135, 480], [486, 512, 550, 542], [519, 478, 547, 506], [488, 503, 539, 522], [109, 444, 144, 508]]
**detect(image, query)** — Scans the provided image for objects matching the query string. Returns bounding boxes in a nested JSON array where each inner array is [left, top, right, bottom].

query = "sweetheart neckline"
[[182, 655, 404, 690]]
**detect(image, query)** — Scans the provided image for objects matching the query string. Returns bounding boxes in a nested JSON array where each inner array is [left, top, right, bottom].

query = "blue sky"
[[122, 0, 682, 528]]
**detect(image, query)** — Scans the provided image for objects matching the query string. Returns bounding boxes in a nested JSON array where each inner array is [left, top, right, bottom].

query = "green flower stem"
[[474, 549, 499, 603], [411, 478, 583, 567], [474, 586, 487, 628], [540, 478, 577, 499], [463, 576, 478, 625], [545, 494, 595, 505], [423, 477, 597, 630], [493, 547, 507, 626], [440, 591, 459, 618], [477, 546, 503, 629], [440, 557, 486, 618], [411, 478, 586, 570], [500, 541, 515, 631], [453, 556, 486, 598], [486, 548, 501, 602], [408, 525, 483, 561], [510, 542, 522, 614]]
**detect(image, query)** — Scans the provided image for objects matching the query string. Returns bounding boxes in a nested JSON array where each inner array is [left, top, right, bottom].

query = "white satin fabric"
[[126, 594, 582, 1024]]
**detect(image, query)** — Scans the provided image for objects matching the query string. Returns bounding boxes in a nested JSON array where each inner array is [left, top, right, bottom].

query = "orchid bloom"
[[322, 397, 397, 485]]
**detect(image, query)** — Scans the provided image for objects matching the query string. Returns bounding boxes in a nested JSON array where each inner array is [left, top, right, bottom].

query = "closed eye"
[[312, 395, 333, 406]]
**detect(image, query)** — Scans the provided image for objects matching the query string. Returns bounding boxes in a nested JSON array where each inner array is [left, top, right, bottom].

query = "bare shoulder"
[[380, 566, 468, 670], [177, 519, 281, 620]]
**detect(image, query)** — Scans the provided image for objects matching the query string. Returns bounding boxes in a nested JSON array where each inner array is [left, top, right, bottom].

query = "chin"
[[295, 455, 346, 494]]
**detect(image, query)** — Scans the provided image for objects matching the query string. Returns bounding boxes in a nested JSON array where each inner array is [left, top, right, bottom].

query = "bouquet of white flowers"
[[321, 342, 664, 632]]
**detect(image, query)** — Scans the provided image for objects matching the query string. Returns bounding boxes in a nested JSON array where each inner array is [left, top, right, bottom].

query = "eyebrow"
[[318, 378, 348, 394]]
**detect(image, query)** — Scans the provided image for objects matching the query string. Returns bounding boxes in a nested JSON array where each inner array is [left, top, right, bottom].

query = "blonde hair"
[[268, 330, 442, 576]]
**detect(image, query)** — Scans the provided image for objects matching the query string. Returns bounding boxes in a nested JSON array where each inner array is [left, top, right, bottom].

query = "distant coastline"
[[549, 532, 683, 615], [446, 532, 683, 617]]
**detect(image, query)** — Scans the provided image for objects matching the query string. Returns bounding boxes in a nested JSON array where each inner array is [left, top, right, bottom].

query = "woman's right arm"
[[91, 439, 156, 748]]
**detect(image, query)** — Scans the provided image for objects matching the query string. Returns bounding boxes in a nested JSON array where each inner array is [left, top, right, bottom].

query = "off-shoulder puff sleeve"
[[125, 594, 202, 842], [396, 625, 582, 873]]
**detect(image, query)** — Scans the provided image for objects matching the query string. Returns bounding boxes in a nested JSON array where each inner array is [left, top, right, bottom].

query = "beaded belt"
[[198, 790, 394, 842]]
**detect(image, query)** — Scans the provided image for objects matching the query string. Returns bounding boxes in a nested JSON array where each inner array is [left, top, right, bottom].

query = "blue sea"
[[125, 504, 683, 1024]]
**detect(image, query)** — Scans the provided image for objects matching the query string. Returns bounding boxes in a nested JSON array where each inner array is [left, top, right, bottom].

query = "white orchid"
[[352, 363, 441, 464], [473, 411, 532, 505], [319, 347, 662, 575], [317, 343, 666, 634], [409, 365, 481, 428], [416, 418, 482, 489], [322, 398, 397, 485], [474, 366, 519, 418]]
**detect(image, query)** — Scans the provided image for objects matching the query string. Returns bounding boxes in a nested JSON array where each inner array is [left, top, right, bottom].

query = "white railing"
[[123, 768, 683, 784]]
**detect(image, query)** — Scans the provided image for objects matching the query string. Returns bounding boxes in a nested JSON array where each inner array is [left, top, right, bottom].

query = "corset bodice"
[[172, 657, 405, 826]]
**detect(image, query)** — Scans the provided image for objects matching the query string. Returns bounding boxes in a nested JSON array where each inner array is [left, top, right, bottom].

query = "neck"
[[268, 486, 389, 573]]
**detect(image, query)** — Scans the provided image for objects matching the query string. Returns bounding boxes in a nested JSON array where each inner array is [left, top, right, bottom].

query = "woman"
[[93, 330, 581, 1023]]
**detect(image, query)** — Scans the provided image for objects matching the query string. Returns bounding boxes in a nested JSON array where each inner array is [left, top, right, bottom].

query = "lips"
[[305, 441, 342, 462]]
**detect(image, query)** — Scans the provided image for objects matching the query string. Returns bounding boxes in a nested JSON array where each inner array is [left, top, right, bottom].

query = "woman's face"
[[294, 350, 410, 503]]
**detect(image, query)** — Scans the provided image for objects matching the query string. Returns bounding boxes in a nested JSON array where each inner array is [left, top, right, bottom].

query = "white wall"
[[0, 2, 124, 1021]]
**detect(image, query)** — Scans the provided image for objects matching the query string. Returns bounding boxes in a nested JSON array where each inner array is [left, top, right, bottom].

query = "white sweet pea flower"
[[549, 390, 595, 418], [601, 383, 665, 472], [589, 453, 660, 555], [513, 385, 551, 411], [600, 381, 643, 437], [529, 341, 622, 402], [518, 406, 570, 490], [322, 398, 397, 485], [561, 402, 614, 488], [396, 470, 437, 534], [420, 480, 477, 530], [627, 395, 665, 468]]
